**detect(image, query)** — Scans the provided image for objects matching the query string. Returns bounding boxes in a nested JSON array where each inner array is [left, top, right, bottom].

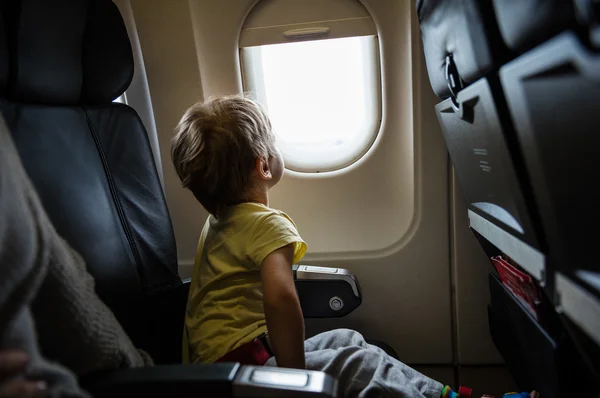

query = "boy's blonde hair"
[[171, 94, 276, 217]]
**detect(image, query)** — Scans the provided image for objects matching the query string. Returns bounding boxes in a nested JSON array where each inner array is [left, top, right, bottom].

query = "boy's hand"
[[0, 350, 47, 398], [261, 244, 306, 369]]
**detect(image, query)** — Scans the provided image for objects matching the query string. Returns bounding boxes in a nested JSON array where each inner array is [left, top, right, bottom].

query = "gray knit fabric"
[[0, 116, 151, 396], [266, 329, 443, 398], [31, 236, 152, 375]]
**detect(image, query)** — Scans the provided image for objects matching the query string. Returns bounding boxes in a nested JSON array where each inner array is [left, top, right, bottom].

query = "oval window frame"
[[239, 3, 382, 173]]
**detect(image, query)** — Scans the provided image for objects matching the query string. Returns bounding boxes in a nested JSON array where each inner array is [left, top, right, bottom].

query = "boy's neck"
[[246, 187, 269, 208]]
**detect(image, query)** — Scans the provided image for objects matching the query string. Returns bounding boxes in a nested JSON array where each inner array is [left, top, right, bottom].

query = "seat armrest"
[[81, 363, 337, 397], [293, 265, 362, 318]]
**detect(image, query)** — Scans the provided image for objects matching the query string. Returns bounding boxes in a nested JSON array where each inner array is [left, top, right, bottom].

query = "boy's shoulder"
[[205, 202, 306, 266]]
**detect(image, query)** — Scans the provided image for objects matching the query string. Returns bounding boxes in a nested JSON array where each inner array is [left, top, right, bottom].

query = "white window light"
[[241, 35, 381, 173]]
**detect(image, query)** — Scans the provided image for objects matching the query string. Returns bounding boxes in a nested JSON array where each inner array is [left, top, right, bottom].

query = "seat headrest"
[[1, 0, 133, 105], [492, 0, 577, 52], [416, 0, 504, 99]]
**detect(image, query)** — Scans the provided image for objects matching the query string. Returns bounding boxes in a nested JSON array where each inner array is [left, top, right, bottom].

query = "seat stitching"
[[83, 108, 145, 286]]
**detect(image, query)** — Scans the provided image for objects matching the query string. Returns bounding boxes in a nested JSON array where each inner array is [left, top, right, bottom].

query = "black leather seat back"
[[417, 0, 545, 255], [417, 0, 600, 394], [0, 0, 184, 363]]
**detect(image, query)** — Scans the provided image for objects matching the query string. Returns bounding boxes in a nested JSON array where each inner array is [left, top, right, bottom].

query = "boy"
[[171, 95, 535, 398]]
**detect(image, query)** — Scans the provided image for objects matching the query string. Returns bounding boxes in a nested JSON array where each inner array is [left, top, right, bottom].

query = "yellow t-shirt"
[[185, 202, 307, 364]]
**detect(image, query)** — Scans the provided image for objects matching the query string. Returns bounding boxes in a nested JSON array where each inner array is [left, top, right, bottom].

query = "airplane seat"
[[0, 0, 336, 396], [0, 0, 185, 366], [416, 0, 600, 396]]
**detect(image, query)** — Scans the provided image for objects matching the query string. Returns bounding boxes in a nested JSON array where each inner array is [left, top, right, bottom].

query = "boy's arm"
[[260, 244, 306, 369]]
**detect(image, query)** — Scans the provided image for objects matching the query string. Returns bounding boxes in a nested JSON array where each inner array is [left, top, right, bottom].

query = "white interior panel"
[[243, 0, 371, 29], [299, 3, 452, 360], [131, 0, 454, 363]]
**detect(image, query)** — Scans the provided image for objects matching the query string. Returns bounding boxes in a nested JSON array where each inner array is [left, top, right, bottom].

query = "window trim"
[[240, 16, 377, 48]]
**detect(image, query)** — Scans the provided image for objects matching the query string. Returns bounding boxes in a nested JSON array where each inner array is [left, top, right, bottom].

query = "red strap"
[[458, 386, 473, 398], [216, 339, 271, 366]]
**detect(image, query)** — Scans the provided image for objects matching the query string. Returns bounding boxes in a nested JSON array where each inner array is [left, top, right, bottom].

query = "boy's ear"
[[256, 157, 272, 181]]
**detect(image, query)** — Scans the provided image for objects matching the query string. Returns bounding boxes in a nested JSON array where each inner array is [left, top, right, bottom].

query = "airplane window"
[[241, 35, 381, 173]]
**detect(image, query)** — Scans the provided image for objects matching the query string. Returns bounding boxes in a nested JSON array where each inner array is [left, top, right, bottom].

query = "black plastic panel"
[[435, 78, 542, 250], [81, 363, 239, 397], [488, 274, 596, 397], [492, 0, 576, 52], [295, 280, 361, 318], [500, 32, 600, 296]]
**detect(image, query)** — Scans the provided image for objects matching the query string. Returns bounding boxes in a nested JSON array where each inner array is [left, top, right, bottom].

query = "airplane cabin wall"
[[123, 0, 502, 367], [183, 0, 452, 364]]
